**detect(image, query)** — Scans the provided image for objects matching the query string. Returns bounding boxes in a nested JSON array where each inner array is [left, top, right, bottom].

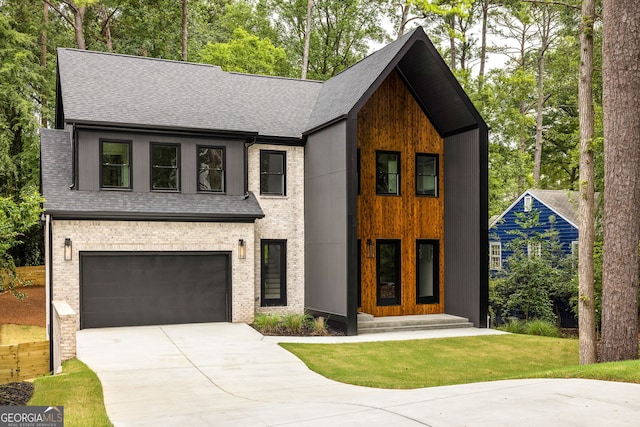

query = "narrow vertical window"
[[524, 195, 533, 212], [527, 242, 541, 258], [260, 150, 286, 195], [376, 151, 400, 195], [377, 239, 401, 306], [151, 143, 180, 191], [198, 146, 225, 192], [261, 240, 287, 306], [101, 141, 131, 189], [489, 241, 502, 271], [416, 154, 438, 196], [417, 240, 439, 304]]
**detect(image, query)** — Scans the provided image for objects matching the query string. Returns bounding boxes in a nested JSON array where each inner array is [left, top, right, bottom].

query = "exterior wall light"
[[367, 239, 375, 258], [64, 238, 72, 261], [238, 239, 246, 259]]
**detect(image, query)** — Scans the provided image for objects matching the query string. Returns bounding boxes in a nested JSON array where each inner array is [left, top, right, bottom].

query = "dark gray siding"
[[444, 128, 488, 327], [76, 130, 244, 195], [304, 121, 349, 318]]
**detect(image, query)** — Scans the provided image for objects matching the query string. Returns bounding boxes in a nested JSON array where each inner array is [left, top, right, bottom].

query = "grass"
[[29, 358, 112, 427], [282, 334, 584, 389], [0, 324, 47, 344]]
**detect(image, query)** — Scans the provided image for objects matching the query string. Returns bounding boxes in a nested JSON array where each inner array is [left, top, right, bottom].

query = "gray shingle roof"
[[528, 189, 580, 227], [41, 129, 264, 220], [57, 27, 485, 139], [57, 49, 323, 138]]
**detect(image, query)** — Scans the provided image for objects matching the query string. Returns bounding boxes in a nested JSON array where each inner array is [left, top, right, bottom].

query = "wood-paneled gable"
[[357, 69, 445, 317]]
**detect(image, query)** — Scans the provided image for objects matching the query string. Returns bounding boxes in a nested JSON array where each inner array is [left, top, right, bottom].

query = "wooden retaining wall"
[[15, 266, 46, 286], [0, 341, 50, 384]]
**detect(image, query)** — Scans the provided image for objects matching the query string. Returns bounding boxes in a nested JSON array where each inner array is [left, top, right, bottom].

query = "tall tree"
[[301, 0, 313, 79], [600, 0, 640, 362], [182, 0, 188, 60], [577, 0, 597, 365]]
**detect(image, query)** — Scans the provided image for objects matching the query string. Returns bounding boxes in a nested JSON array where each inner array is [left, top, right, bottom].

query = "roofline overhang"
[[68, 121, 307, 145], [489, 189, 579, 230], [44, 210, 265, 223]]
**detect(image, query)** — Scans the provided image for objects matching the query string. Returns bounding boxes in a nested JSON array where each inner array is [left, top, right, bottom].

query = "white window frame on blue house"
[[489, 241, 502, 270], [524, 195, 533, 212], [527, 242, 541, 258]]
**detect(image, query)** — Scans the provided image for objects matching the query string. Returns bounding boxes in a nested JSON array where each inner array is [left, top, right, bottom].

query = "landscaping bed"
[[0, 382, 34, 405]]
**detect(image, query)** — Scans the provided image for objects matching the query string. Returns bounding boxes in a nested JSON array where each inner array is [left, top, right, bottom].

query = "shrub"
[[253, 313, 281, 334], [524, 319, 559, 337], [282, 313, 311, 335], [311, 316, 329, 336]]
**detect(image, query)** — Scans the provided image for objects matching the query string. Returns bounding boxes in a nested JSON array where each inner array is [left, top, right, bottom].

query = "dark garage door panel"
[[81, 252, 230, 328]]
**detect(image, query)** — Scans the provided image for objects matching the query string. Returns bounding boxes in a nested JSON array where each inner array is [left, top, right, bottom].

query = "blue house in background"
[[489, 189, 579, 272]]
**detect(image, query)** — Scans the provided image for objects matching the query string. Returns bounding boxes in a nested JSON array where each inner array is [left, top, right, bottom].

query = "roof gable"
[[304, 28, 486, 137], [490, 189, 581, 229]]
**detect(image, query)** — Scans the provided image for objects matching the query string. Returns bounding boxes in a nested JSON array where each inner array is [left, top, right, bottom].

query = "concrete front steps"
[[357, 313, 473, 334]]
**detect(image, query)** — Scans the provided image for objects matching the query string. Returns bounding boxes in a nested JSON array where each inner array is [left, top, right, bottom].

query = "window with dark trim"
[[197, 146, 225, 192], [151, 143, 180, 191], [377, 239, 401, 306], [261, 240, 287, 306], [260, 150, 286, 196], [416, 240, 439, 304], [416, 154, 438, 197], [100, 140, 131, 189], [376, 151, 400, 195]]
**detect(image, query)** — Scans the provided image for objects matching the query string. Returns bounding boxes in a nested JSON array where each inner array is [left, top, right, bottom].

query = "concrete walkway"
[[77, 323, 640, 426]]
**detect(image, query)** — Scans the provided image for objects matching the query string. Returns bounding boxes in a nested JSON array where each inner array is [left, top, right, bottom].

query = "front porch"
[[357, 313, 473, 334]]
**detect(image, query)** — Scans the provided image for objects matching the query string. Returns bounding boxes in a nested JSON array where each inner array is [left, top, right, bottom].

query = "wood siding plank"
[[357, 70, 445, 316]]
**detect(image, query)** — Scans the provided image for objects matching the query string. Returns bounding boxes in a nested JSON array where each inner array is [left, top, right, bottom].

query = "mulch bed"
[[0, 285, 46, 327], [0, 382, 34, 405]]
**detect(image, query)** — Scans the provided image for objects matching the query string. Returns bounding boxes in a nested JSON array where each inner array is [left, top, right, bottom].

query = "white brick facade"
[[249, 144, 305, 315], [50, 220, 257, 326]]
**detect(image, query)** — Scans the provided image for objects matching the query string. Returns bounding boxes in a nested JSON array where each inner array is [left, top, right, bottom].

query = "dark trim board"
[[80, 250, 232, 328]]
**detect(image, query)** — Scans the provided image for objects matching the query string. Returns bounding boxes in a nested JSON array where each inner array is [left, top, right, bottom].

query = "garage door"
[[81, 251, 230, 328]]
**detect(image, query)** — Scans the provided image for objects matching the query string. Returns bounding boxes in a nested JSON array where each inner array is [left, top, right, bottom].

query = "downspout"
[[46, 214, 54, 373], [243, 136, 257, 197], [70, 124, 77, 189]]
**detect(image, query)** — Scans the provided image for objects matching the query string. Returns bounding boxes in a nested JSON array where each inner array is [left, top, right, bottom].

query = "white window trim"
[[489, 241, 502, 270], [524, 195, 533, 212], [527, 242, 541, 258]]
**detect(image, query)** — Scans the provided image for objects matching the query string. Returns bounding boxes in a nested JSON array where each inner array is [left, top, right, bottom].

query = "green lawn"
[[29, 359, 112, 427], [281, 334, 640, 389]]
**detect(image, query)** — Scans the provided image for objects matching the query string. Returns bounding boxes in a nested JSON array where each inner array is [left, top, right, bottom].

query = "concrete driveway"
[[77, 323, 640, 426]]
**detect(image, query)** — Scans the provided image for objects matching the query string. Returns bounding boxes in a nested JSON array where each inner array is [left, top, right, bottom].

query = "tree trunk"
[[533, 51, 544, 187], [578, 0, 597, 365], [301, 0, 313, 79], [397, 2, 409, 37], [40, 1, 48, 128], [478, 0, 489, 90], [101, 5, 113, 52], [600, 0, 640, 362], [448, 15, 456, 71], [182, 0, 188, 61], [74, 6, 86, 50]]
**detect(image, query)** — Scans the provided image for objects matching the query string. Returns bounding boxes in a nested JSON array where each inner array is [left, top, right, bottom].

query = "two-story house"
[[42, 28, 488, 361]]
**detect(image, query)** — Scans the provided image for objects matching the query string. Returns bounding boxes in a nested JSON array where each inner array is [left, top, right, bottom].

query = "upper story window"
[[416, 154, 438, 197], [524, 195, 533, 212], [151, 143, 180, 191], [101, 141, 131, 189], [198, 146, 225, 192], [376, 151, 400, 195], [260, 150, 286, 196]]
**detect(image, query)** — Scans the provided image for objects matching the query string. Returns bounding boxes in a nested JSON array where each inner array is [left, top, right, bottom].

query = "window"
[[524, 195, 533, 212], [151, 143, 180, 191], [261, 240, 287, 306], [489, 241, 502, 270], [416, 154, 438, 196], [417, 240, 439, 304], [101, 141, 131, 189], [376, 151, 400, 195], [527, 242, 541, 258], [198, 146, 225, 192], [377, 239, 401, 306], [260, 150, 286, 196]]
